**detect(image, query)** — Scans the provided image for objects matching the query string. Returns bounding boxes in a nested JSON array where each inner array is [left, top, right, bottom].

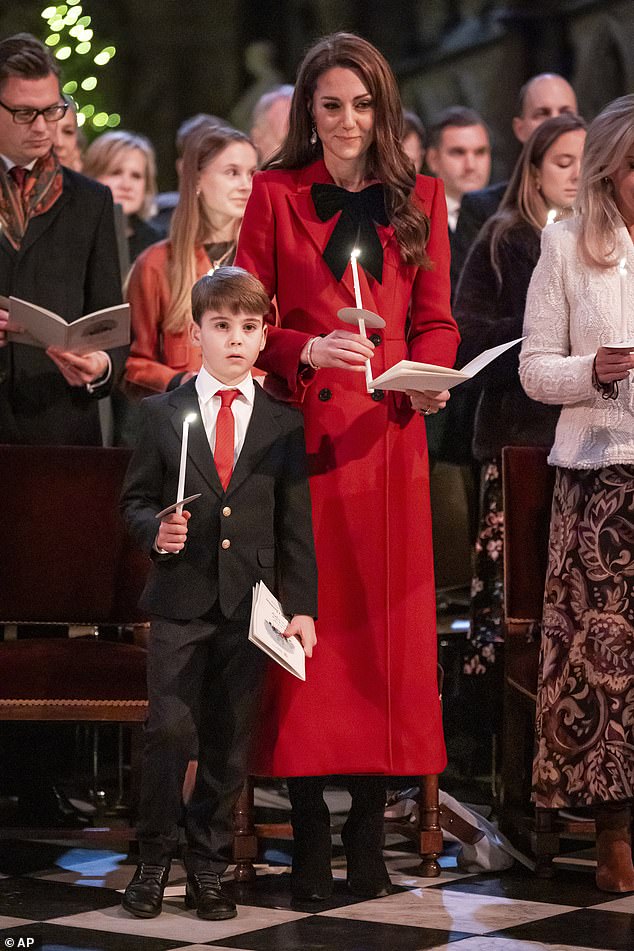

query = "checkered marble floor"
[[1, 831, 633, 951]]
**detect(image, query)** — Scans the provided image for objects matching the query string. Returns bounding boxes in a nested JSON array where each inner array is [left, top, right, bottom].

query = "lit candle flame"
[[546, 209, 557, 226], [351, 247, 361, 259], [184, 412, 197, 424]]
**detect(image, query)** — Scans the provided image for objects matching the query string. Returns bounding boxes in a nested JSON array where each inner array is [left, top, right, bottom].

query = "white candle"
[[350, 247, 363, 309], [350, 249, 374, 392], [619, 257, 628, 342], [176, 412, 197, 514], [546, 209, 557, 226]]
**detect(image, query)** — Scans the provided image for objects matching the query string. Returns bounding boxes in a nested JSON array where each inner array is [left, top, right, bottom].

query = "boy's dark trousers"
[[137, 605, 266, 874]]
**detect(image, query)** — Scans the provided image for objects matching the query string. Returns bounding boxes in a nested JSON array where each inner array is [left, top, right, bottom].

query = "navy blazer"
[[121, 378, 318, 622], [0, 167, 123, 445], [451, 181, 508, 286]]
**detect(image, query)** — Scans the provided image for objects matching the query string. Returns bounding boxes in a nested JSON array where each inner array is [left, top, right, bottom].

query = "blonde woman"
[[125, 125, 256, 394], [520, 94, 634, 893], [83, 130, 160, 265]]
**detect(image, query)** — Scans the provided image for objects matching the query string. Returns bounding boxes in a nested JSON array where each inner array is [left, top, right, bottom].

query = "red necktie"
[[214, 389, 239, 490], [9, 166, 27, 193]]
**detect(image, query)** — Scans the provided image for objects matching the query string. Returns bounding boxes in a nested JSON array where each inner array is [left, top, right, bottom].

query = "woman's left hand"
[[407, 389, 451, 416]]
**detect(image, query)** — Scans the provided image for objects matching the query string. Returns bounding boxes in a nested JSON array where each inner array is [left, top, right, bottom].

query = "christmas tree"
[[40, 1, 120, 136]]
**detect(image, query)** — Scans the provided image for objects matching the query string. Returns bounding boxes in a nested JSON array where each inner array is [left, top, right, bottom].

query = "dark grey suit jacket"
[[451, 181, 508, 286], [0, 167, 123, 445], [120, 379, 318, 622]]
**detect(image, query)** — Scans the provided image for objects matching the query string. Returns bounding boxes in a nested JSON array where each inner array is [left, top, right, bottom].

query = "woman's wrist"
[[592, 354, 619, 401], [302, 336, 320, 370]]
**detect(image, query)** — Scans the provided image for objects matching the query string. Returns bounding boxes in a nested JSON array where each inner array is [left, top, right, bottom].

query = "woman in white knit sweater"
[[520, 94, 634, 894]]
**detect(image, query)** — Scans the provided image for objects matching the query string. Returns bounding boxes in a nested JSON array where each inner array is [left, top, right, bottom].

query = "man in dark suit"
[[120, 267, 318, 921], [0, 32, 123, 446], [452, 73, 578, 280], [425, 106, 491, 294]]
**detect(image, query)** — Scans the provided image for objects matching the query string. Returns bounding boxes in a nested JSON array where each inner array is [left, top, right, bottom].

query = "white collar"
[[195, 365, 255, 405], [1, 154, 38, 172]]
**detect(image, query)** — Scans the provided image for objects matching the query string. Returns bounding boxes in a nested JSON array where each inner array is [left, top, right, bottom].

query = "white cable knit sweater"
[[519, 216, 634, 469]]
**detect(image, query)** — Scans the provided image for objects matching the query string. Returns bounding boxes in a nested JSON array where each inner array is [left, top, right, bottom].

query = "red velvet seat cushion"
[[0, 640, 147, 701]]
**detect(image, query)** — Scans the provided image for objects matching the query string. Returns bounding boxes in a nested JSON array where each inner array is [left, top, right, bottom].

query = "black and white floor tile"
[[1, 823, 633, 951]]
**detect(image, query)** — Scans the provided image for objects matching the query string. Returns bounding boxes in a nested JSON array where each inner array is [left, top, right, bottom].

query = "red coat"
[[235, 159, 459, 776]]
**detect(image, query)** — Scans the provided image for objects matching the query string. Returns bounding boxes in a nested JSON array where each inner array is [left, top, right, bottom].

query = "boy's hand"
[[284, 615, 316, 657], [156, 510, 191, 552]]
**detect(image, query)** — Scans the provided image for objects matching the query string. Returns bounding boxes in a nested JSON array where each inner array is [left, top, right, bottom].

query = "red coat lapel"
[[285, 160, 396, 310]]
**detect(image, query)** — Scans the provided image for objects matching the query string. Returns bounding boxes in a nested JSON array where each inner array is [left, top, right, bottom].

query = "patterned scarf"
[[0, 149, 63, 250]]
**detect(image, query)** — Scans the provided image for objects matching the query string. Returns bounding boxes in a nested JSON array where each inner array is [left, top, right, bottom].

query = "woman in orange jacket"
[[125, 124, 257, 394]]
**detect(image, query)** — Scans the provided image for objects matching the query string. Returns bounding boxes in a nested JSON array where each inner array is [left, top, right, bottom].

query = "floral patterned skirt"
[[459, 460, 505, 762], [464, 459, 505, 676], [532, 465, 634, 808]]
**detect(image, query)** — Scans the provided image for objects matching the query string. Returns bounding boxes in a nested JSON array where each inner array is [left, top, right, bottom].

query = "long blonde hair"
[[577, 94, 634, 269], [83, 130, 157, 220], [165, 124, 254, 335]]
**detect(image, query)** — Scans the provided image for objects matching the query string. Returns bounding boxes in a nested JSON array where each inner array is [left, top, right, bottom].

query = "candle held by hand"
[[619, 257, 628, 342], [350, 248, 374, 392], [177, 412, 197, 514], [350, 247, 363, 310]]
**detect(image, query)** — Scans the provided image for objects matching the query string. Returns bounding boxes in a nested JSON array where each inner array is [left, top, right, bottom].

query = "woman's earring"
[[310, 124, 317, 146]]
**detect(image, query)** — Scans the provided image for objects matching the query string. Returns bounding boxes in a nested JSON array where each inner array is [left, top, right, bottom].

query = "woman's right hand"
[[304, 330, 374, 371], [595, 346, 634, 383]]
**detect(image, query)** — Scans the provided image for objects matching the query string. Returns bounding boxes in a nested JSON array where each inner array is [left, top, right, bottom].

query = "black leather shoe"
[[185, 870, 237, 920], [122, 863, 170, 918]]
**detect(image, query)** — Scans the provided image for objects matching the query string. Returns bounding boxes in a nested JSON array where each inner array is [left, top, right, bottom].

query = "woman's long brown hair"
[[165, 124, 254, 334], [269, 32, 431, 268], [487, 113, 586, 282]]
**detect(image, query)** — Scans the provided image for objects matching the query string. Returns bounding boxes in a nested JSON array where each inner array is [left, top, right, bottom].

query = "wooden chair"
[[0, 445, 150, 840], [500, 446, 594, 871]]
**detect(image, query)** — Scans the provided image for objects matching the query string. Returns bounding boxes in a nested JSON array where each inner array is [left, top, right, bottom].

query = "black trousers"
[[137, 609, 266, 874]]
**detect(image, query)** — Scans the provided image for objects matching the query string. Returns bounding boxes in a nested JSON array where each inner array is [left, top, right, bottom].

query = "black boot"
[[343, 776, 392, 898], [288, 776, 333, 901], [122, 862, 170, 918]]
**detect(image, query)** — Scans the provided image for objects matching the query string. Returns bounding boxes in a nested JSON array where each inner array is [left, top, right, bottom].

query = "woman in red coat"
[[235, 32, 459, 902]]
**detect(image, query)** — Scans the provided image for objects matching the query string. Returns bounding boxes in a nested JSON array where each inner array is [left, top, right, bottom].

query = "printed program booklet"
[[249, 580, 306, 681], [6, 296, 130, 355], [369, 337, 524, 393]]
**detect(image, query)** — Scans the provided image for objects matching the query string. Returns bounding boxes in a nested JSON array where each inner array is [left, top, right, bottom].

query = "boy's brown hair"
[[191, 266, 270, 326]]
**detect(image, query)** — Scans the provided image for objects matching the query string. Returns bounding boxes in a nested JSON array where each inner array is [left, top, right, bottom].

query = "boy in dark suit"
[[121, 266, 317, 920]]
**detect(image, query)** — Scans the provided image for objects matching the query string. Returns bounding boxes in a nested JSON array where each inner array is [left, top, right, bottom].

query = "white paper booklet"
[[249, 580, 306, 681], [369, 337, 524, 393], [7, 297, 130, 354]]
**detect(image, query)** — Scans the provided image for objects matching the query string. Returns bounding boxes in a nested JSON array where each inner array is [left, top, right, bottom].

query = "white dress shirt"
[[1, 155, 37, 172], [195, 365, 256, 465], [446, 194, 461, 233]]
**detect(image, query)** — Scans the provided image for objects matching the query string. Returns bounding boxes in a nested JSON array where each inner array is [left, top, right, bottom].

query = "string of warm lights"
[[40, 1, 120, 134]]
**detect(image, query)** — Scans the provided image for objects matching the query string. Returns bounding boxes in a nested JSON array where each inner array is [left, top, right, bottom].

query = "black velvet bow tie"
[[311, 182, 389, 284]]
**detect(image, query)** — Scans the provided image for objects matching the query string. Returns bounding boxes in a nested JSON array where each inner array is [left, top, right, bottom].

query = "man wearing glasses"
[[0, 32, 122, 445], [0, 33, 124, 829]]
